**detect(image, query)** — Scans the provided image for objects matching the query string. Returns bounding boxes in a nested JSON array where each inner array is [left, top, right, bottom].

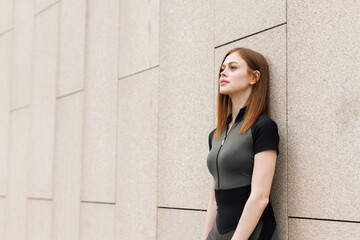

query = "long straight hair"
[[213, 47, 271, 140]]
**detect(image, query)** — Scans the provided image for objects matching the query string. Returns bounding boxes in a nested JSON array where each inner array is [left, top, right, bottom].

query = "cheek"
[[233, 80, 249, 89], [231, 71, 250, 83], [230, 69, 244, 77]]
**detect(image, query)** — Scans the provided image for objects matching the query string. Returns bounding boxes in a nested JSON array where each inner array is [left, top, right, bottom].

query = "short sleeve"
[[208, 128, 216, 151], [251, 116, 280, 156]]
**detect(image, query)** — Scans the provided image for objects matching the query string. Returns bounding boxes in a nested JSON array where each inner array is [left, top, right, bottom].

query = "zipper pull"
[[221, 139, 225, 145]]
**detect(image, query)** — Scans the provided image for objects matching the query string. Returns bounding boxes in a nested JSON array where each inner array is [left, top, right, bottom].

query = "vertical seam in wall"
[[5, 1, 15, 233], [213, 0, 215, 127], [156, 0, 161, 239], [25, 1, 37, 236], [115, 0, 121, 206], [114, 0, 121, 238], [82, 0, 88, 92], [79, 0, 90, 238], [285, 0, 288, 239], [5, 0, 15, 199], [9, 0, 15, 37], [22, 17, 30, 240], [54, 0, 61, 101], [5, 98, 12, 239], [50, 2, 61, 237]]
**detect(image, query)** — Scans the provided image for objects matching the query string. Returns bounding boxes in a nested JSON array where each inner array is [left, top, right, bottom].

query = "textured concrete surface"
[[289, 218, 360, 240], [215, 0, 286, 46], [81, 0, 119, 203], [0, 1, 358, 239], [157, 208, 206, 240], [0, 0, 13, 34], [287, 0, 360, 222], [57, 0, 86, 97], [80, 202, 115, 240], [34, 0, 58, 15], [53, 92, 83, 240], [119, 0, 159, 78], [0, 31, 11, 196], [158, 0, 214, 210], [28, 3, 59, 199], [5, 108, 31, 240], [27, 199, 52, 240], [0, 198, 5, 239], [10, 0, 34, 109], [116, 67, 158, 240]]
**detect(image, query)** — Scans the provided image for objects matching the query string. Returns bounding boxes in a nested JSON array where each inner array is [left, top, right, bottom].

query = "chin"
[[219, 88, 231, 95]]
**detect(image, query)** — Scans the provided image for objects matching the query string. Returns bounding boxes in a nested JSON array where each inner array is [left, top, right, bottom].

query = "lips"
[[220, 79, 229, 84]]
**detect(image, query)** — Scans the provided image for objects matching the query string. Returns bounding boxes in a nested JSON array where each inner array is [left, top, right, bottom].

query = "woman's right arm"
[[201, 178, 217, 240]]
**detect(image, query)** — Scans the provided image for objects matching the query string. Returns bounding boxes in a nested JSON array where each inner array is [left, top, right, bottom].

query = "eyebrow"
[[221, 61, 239, 67]]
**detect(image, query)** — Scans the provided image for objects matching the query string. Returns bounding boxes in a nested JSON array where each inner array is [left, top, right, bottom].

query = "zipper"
[[215, 122, 238, 188]]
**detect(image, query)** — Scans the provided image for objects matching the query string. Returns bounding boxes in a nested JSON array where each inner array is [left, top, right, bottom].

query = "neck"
[[229, 87, 252, 122]]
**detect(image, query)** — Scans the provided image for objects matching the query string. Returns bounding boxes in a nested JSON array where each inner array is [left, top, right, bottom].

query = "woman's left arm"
[[231, 149, 277, 240]]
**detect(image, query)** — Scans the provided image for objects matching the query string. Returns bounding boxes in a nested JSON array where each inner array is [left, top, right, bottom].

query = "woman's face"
[[219, 52, 256, 95]]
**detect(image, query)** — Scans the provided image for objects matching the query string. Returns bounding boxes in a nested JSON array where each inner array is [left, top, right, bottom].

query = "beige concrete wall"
[[0, 0, 359, 239]]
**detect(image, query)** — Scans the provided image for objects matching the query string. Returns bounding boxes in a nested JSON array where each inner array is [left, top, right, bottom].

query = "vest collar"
[[226, 104, 248, 125]]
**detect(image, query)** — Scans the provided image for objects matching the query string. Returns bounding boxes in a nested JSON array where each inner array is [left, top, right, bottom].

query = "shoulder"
[[251, 114, 280, 156], [251, 114, 279, 135]]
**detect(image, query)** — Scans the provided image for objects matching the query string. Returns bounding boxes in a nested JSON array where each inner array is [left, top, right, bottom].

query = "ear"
[[250, 70, 260, 85]]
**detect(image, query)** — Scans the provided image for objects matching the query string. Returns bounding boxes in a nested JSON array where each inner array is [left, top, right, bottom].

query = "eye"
[[221, 66, 236, 71]]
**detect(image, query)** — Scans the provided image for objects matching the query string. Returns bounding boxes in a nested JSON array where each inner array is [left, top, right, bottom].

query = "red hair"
[[213, 47, 272, 139]]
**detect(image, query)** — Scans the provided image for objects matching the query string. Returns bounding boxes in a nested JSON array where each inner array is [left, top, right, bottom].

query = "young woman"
[[202, 47, 280, 240]]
